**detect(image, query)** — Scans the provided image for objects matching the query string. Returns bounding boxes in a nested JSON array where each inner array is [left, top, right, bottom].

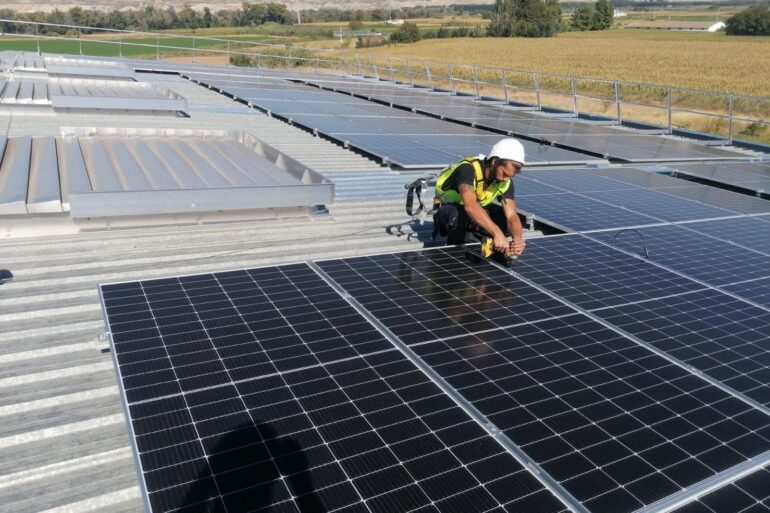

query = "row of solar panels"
[[185, 71, 751, 168], [0, 134, 332, 217], [101, 242, 770, 513]]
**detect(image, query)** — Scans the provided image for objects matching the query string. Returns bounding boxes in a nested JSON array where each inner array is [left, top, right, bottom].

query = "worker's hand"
[[510, 238, 526, 256], [493, 234, 509, 253]]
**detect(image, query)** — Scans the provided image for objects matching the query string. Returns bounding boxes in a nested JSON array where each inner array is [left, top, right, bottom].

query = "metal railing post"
[[425, 62, 433, 91], [226, 41, 230, 66], [287, 46, 292, 70], [534, 72, 541, 110], [78, 29, 82, 55], [571, 76, 578, 116], [449, 64, 456, 95], [728, 93, 734, 144], [406, 58, 413, 87], [156, 35, 160, 61], [473, 66, 480, 99], [192, 36, 195, 63], [387, 56, 395, 83], [119, 37, 122, 59], [370, 56, 379, 80], [355, 54, 363, 76], [615, 81, 621, 124], [35, 23, 40, 54], [667, 87, 673, 134], [502, 68, 509, 104]]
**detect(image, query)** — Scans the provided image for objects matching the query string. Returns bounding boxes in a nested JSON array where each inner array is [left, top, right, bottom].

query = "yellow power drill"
[[480, 236, 518, 268]]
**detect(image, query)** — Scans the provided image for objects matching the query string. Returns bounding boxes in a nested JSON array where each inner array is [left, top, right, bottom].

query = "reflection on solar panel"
[[583, 189, 736, 222], [101, 263, 570, 513], [670, 464, 770, 513], [668, 162, 770, 197], [593, 289, 770, 407], [299, 79, 749, 163], [589, 225, 770, 285]]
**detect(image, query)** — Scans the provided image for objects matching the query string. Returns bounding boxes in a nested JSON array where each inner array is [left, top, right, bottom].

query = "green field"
[[0, 34, 284, 59]]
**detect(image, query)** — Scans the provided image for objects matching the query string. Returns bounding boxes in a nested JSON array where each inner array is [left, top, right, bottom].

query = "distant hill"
[[4, 0, 494, 14]]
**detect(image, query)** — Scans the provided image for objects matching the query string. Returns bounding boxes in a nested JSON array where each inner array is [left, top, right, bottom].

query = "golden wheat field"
[[338, 31, 770, 97]]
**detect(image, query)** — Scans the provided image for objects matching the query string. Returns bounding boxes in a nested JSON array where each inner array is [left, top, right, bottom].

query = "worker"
[[434, 138, 527, 259]]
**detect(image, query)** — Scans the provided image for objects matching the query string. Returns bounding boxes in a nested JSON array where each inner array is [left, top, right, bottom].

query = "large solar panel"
[[583, 189, 737, 222], [101, 263, 572, 513], [589, 225, 770, 286], [668, 162, 770, 197], [593, 289, 770, 407]]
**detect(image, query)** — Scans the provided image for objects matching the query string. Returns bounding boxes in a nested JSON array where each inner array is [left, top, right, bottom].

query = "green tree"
[[594, 0, 614, 30], [726, 5, 770, 35], [488, 0, 561, 37], [571, 5, 595, 30], [389, 22, 421, 43]]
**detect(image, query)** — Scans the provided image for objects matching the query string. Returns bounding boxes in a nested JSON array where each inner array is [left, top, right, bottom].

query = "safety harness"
[[404, 157, 511, 241], [435, 157, 511, 207]]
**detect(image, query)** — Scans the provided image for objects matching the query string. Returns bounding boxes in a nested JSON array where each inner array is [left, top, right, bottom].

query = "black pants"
[[436, 203, 509, 245]]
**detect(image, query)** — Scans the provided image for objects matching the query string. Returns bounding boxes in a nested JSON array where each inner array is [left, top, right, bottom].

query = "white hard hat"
[[488, 138, 525, 165]]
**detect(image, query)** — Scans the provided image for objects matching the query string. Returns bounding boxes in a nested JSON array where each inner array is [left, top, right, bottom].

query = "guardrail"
[[1, 18, 768, 145]]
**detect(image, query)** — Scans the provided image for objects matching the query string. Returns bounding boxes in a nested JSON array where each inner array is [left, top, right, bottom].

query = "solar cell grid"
[[103, 264, 572, 513], [510, 234, 707, 310], [651, 186, 770, 215], [128, 349, 570, 513], [102, 264, 394, 403], [522, 169, 640, 193], [517, 193, 661, 232], [670, 465, 770, 513], [592, 288, 770, 407], [408, 312, 770, 513], [723, 278, 770, 309], [669, 162, 770, 196], [584, 189, 737, 222], [589, 225, 770, 286], [315, 247, 575, 346], [679, 217, 770, 256]]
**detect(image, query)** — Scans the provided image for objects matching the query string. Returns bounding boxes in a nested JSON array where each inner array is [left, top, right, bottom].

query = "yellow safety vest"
[[435, 157, 511, 207]]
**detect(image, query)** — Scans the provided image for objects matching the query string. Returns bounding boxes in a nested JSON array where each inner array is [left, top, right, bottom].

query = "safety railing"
[[1, 18, 768, 145]]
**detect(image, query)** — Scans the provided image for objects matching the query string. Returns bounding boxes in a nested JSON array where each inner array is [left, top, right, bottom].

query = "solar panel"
[[668, 162, 770, 197], [583, 189, 737, 222], [521, 170, 640, 193], [589, 225, 770, 286], [517, 193, 661, 232], [677, 217, 770, 256], [510, 234, 707, 310], [592, 288, 770, 407], [101, 263, 571, 513], [669, 464, 770, 513], [652, 186, 770, 215], [584, 167, 704, 189]]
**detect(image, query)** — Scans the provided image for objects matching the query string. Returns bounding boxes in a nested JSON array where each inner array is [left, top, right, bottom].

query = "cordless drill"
[[480, 236, 517, 268]]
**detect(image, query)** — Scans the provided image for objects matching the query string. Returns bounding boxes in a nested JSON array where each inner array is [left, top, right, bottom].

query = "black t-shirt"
[[442, 162, 515, 203]]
